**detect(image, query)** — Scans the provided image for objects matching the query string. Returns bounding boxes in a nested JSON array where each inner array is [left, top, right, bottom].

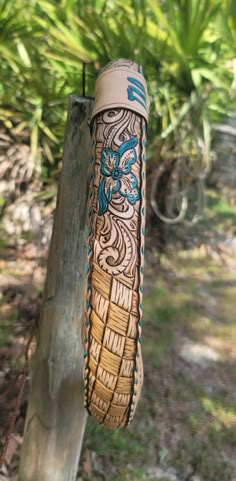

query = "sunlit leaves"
[[0, 0, 235, 174]]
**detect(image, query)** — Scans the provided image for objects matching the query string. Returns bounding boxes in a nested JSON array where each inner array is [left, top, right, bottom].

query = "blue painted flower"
[[98, 136, 140, 215]]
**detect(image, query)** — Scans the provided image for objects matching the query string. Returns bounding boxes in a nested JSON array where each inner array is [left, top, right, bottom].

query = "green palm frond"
[[0, 0, 235, 176]]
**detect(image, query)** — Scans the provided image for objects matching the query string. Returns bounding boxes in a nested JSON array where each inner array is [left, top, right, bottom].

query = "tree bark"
[[18, 95, 94, 481]]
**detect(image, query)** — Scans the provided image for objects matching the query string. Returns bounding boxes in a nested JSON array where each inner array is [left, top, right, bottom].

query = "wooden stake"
[[18, 95, 94, 481]]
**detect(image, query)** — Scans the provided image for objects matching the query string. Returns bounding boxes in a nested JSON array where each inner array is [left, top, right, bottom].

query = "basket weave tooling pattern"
[[83, 60, 148, 428]]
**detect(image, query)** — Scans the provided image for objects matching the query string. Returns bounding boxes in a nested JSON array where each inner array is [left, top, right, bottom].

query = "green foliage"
[[0, 0, 235, 177], [221, 0, 236, 52], [84, 419, 143, 463]]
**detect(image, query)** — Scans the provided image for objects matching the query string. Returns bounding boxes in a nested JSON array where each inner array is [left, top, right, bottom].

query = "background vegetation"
[[1, 0, 235, 234], [0, 0, 235, 169], [0, 1, 236, 480]]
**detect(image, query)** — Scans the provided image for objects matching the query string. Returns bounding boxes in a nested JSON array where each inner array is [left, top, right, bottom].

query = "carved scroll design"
[[83, 106, 146, 428], [83, 59, 147, 429]]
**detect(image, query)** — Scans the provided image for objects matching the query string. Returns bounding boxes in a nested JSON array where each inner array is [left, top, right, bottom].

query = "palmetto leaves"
[[0, 0, 235, 173], [146, 0, 222, 88]]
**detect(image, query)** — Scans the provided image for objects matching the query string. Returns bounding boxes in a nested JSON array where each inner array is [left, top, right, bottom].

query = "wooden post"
[[18, 95, 94, 481]]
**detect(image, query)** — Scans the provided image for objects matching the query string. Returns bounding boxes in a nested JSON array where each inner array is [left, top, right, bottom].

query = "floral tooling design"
[[98, 136, 140, 215]]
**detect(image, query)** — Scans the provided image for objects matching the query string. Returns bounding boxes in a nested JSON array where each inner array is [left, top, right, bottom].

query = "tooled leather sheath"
[[83, 59, 149, 428]]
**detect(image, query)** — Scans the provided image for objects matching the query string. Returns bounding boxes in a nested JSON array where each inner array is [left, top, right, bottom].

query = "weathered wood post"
[[18, 95, 94, 481]]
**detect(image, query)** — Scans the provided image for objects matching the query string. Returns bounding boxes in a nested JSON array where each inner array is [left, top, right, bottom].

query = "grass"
[[199, 189, 236, 234], [0, 323, 11, 347], [0, 185, 235, 480], [84, 422, 143, 464], [82, 193, 236, 480]]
